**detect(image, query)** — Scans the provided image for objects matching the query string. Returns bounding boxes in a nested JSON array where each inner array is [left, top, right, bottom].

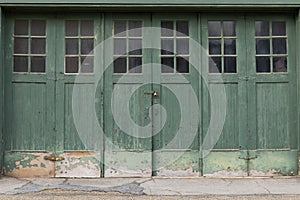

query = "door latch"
[[144, 91, 159, 98], [44, 155, 65, 162]]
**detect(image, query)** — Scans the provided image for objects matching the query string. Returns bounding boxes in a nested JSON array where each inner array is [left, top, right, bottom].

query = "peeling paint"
[[4, 152, 54, 178], [105, 167, 151, 177], [55, 152, 101, 178], [105, 151, 152, 177], [155, 167, 200, 177], [204, 170, 248, 177], [298, 156, 300, 176]]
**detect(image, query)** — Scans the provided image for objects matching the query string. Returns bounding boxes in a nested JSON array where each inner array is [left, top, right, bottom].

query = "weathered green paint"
[[2, 11, 299, 178], [0, 7, 3, 177], [3, 152, 55, 177], [249, 151, 298, 176], [104, 151, 152, 177], [153, 151, 199, 176], [298, 10, 300, 176], [203, 152, 248, 176], [55, 152, 101, 178]]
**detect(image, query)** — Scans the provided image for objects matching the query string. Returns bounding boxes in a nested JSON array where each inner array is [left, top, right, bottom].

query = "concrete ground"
[[0, 177, 300, 199]]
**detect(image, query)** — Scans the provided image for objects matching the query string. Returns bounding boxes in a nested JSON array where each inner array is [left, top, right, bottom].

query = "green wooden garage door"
[[3, 12, 298, 177], [202, 14, 298, 176]]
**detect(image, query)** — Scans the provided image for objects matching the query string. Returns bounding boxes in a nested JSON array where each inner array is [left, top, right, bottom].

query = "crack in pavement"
[[255, 180, 271, 194], [4, 180, 145, 195]]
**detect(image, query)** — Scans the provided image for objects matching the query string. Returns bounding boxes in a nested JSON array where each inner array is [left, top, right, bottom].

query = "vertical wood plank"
[[0, 7, 3, 175]]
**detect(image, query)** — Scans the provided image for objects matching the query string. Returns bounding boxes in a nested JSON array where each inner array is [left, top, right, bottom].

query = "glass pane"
[[129, 21, 142, 37], [209, 57, 221, 73], [129, 39, 142, 55], [224, 57, 237, 73], [273, 57, 287, 72], [66, 20, 79, 36], [176, 39, 189, 55], [129, 57, 142, 73], [208, 21, 221, 37], [66, 38, 79, 55], [255, 21, 269, 36], [14, 38, 28, 54], [176, 57, 189, 73], [161, 21, 174, 37], [161, 39, 174, 55], [81, 56, 94, 73], [15, 20, 28, 35], [209, 39, 221, 55], [65, 57, 79, 73], [256, 39, 270, 54], [31, 20, 46, 36], [81, 39, 94, 54], [223, 21, 236, 36], [161, 57, 174, 73], [224, 39, 236, 55], [31, 56, 45, 73], [176, 21, 189, 36], [272, 22, 286, 36], [81, 20, 94, 36], [114, 21, 126, 36], [114, 57, 127, 73], [256, 56, 270, 73], [31, 38, 46, 54], [114, 38, 126, 55], [273, 38, 287, 54], [14, 56, 28, 72]]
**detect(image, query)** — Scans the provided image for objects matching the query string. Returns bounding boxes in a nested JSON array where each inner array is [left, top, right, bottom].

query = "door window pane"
[[31, 20, 46, 36], [256, 39, 270, 54], [81, 39, 94, 54], [272, 38, 286, 54], [272, 22, 286, 36], [31, 38, 46, 54], [224, 57, 237, 73], [176, 21, 189, 36], [256, 57, 270, 73], [81, 56, 94, 73], [81, 20, 94, 36], [129, 57, 142, 73], [66, 20, 79, 36], [224, 39, 236, 55], [31, 56, 45, 73], [273, 57, 287, 72], [65, 57, 79, 73], [14, 38, 28, 54], [209, 57, 221, 73], [114, 21, 126, 36], [161, 57, 174, 73], [209, 39, 221, 55], [129, 21, 142, 37], [255, 21, 269, 36], [15, 20, 29, 35], [161, 39, 174, 55], [66, 38, 79, 55], [223, 21, 236, 36], [114, 38, 126, 55], [176, 39, 189, 55], [14, 56, 28, 72], [114, 57, 127, 73], [161, 21, 174, 36], [176, 57, 189, 73], [208, 21, 221, 37], [129, 39, 142, 55]]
